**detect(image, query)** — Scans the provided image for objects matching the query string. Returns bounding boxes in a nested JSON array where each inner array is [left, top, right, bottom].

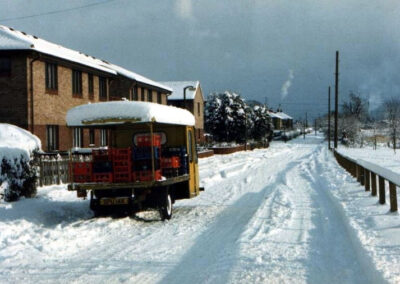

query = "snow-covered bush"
[[0, 124, 41, 201], [205, 91, 253, 143]]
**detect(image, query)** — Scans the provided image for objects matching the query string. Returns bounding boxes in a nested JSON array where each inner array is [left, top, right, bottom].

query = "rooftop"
[[159, 81, 200, 100]]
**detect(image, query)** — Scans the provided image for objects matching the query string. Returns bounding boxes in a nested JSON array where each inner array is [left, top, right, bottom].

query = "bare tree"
[[384, 97, 400, 152]]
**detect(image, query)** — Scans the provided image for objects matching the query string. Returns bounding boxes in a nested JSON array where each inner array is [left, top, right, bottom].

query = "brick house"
[[159, 81, 204, 143], [0, 25, 171, 151], [269, 111, 293, 130]]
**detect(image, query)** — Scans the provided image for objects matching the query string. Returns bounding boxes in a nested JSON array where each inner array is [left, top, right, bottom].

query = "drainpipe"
[[29, 53, 40, 134]]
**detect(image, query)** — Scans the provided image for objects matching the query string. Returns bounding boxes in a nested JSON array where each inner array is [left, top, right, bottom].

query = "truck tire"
[[159, 191, 172, 221]]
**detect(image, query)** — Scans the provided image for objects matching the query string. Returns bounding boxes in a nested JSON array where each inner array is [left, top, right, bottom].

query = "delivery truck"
[[66, 101, 203, 220]]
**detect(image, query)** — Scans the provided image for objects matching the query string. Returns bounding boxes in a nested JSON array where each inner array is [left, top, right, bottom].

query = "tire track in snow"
[[159, 147, 315, 284]]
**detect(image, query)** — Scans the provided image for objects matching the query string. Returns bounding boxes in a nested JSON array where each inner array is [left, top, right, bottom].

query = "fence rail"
[[334, 150, 398, 212]]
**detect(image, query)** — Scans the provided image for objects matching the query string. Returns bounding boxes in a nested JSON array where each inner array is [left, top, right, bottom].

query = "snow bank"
[[66, 101, 195, 126]]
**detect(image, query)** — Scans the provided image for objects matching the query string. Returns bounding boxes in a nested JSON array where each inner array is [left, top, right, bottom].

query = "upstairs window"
[[89, 129, 95, 145], [148, 89, 153, 102], [88, 74, 94, 99], [0, 57, 11, 76], [99, 77, 107, 100], [72, 70, 82, 96], [198, 102, 201, 116], [100, 129, 108, 146], [45, 62, 58, 91], [133, 86, 138, 101], [157, 92, 162, 104]]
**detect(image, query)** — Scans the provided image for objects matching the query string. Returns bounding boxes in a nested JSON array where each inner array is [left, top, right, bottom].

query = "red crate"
[[161, 156, 180, 169], [73, 162, 92, 175], [114, 172, 132, 183], [136, 134, 161, 147], [92, 149, 112, 162], [112, 147, 132, 161], [113, 160, 131, 168], [132, 170, 162, 182], [93, 173, 113, 183], [73, 174, 92, 183]]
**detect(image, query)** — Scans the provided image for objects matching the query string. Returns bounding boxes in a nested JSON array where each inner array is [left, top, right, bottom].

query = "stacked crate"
[[161, 156, 181, 178], [132, 134, 162, 181], [72, 162, 92, 183], [92, 149, 113, 183], [112, 148, 132, 183], [164, 146, 188, 176]]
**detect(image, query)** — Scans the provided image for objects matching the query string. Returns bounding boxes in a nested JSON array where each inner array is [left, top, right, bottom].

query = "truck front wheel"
[[159, 191, 172, 221]]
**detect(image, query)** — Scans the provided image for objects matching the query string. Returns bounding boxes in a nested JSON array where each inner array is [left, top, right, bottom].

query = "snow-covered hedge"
[[0, 124, 41, 201]]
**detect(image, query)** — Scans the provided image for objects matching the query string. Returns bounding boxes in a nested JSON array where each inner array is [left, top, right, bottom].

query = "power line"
[[0, 0, 119, 22]]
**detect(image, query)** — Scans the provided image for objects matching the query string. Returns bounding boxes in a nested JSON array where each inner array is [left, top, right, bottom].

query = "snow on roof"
[[66, 101, 195, 127], [0, 25, 171, 92], [0, 123, 41, 161], [159, 81, 199, 100], [268, 111, 293, 120]]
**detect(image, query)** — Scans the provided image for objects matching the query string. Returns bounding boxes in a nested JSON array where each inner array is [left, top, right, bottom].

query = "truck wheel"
[[159, 191, 172, 221]]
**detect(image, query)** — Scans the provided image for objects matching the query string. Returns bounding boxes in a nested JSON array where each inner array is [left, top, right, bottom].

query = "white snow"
[[0, 123, 41, 161], [0, 25, 171, 92], [0, 134, 399, 283], [158, 81, 199, 100], [66, 101, 195, 127]]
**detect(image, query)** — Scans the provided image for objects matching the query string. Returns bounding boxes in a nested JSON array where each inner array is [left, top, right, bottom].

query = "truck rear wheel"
[[159, 191, 172, 221]]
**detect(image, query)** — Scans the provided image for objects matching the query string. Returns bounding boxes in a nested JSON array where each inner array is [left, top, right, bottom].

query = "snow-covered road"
[[0, 135, 396, 283]]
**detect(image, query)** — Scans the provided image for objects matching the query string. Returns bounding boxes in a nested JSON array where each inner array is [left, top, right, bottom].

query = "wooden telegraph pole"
[[334, 51, 339, 149], [328, 86, 331, 150]]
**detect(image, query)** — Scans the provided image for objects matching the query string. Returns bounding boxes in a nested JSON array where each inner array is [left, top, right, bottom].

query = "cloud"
[[281, 69, 294, 100], [175, 0, 193, 20]]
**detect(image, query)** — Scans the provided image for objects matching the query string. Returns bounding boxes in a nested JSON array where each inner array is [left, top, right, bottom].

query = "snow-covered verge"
[[0, 134, 399, 283], [0, 123, 41, 201]]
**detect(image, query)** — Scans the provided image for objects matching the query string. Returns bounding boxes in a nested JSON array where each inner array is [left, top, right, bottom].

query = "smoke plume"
[[281, 69, 294, 100]]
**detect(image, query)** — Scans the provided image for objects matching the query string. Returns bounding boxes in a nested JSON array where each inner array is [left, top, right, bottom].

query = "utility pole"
[[314, 119, 317, 135], [334, 51, 339, 149], [328, 86, 331, 150]]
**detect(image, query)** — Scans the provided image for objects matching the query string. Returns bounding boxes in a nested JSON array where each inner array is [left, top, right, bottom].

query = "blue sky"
[[0, 0, 399, 119]]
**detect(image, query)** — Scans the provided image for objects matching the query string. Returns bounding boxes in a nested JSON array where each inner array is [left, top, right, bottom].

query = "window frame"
[[100, 129, 108, 146], [73, 128, 83, 148], [46, 125, 59, 152], [45, 62, 58, 93], [89, 129, 95, 145], [99, 77, 107, 101], [157, 92, 162, 104], [72, 70, 82, 97], [88, 73, 94, 100]]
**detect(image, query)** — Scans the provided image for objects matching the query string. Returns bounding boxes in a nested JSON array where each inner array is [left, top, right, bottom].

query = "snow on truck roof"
[[66, 101, 195, 127], [0, 25, 172, 92]]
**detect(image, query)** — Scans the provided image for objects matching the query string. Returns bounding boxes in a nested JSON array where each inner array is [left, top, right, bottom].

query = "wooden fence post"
[[360, 166, 365, 186], [364, 169, 370, 191], [39, 156, 44, 187], [56, 158, 61, 185], [379, 176, 385, 204], [371, 172, 377, 196], [389, 182, 398, 212]]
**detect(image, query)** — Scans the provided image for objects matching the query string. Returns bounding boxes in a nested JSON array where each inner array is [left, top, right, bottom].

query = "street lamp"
[[183, 85, 196, 110]]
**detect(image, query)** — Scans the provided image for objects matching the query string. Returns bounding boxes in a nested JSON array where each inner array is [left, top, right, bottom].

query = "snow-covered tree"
[[252, 105, 273, 141], [205, 91, 251, 143]]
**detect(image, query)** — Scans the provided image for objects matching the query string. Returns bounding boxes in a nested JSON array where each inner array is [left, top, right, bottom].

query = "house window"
[[197, 102, 201, 116], [46, 125, 59, 152], [157, 92, 162, 104], [45, 62, 58, 91], [100, 129, 108, 146], [99, 77, 107, 100], [73, 128, 83, 148], [89, 129, 95, 145], [72, 70, 82, 96], [0, 57, 11, 76], [88, 74, 94, 99], [148, 90, 153, 102], [133, 86, 138, 101]]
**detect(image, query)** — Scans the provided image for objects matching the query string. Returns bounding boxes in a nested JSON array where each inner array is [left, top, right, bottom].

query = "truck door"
[[187, 128, 199, 197]]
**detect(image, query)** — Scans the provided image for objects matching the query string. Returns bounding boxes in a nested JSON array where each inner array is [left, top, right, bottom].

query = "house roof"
[[268, 111, 293, 120], [0, 25, 171, 92], [159, 81, 200, 100], [66, 101, 195, 127]]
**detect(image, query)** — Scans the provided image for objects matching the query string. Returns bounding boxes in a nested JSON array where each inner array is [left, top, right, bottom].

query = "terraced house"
[[0, 25, 171, 151]]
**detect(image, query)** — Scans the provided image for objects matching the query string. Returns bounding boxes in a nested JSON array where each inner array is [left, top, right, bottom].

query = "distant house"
[[0, 25, 171, 151], [160, 81, 205, 143], [269, 111, 293, 130]]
